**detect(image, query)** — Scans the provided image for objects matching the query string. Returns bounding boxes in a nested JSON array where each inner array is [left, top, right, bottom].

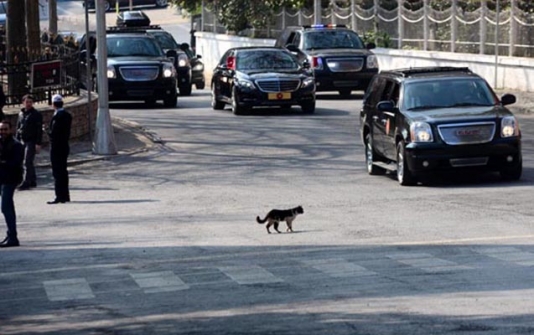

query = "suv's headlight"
[[163, 63, 176, 78], [107, 65, 116, 79], [366, 55, 378, 69], [301, 77, 314, 88], [177, 54, 190, 67], [501, 116, 520, 137], [410, 122, 434, 142], [237, 79, 254, 89], [193, 63, 204, 71]]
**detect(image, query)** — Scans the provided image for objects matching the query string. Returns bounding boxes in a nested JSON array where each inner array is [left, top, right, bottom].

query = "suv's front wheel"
[[396, 141, 416, 186], [500, 156, 522, 181], [365, 134, 385, 175]]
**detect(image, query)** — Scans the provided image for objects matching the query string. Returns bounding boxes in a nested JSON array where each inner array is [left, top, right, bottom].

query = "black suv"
[[79, 27, 178, 107], [274, 24, 378, 97], [360, 67, 522, 185]]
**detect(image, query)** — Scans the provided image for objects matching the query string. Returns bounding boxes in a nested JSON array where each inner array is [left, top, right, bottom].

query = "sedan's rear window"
[[303, 30, 364, 50]]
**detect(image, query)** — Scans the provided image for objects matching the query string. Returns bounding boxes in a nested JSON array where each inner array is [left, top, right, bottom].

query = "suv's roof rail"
[[302, 24, 347, 29], [107, 25, 162, 33], [385, 66, 472, 77]]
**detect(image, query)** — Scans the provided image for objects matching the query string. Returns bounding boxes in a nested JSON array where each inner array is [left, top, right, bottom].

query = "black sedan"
[[211, 47, 316, 115]]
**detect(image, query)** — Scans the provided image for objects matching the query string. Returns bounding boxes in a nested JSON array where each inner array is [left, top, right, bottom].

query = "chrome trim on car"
[[119, 66, 159, 81], [326, 57, 364, 72], [255, 79, 301, 92], [437, 121, 496, 145], [450, 157, 489, 167]]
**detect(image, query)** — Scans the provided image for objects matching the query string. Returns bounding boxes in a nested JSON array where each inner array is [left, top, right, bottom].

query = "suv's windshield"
[[303, 30, 364, 50], [402, 78, 496, 111], [149, 32, 179, 50], [237, 50, 300, 71], [106, 36, 164, 57]]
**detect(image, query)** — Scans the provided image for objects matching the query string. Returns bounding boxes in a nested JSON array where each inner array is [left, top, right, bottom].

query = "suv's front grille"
[[119, 66, 159, 81], [326, 57, 364, 72], [255, 79, 301, 92], [437, 122, 496, 145]]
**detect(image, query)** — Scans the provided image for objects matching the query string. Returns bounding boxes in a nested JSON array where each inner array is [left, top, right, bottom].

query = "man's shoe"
[[1, 236, 8, 244], [0, 238, 20, 248], [47, 199, 67, 205], [30, 182, 37, 188]]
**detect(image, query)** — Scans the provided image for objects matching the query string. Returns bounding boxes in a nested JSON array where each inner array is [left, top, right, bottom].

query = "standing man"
[[16, 94, 43, 190], [0, 122, 25, 248], [47, 94, 72, 205]]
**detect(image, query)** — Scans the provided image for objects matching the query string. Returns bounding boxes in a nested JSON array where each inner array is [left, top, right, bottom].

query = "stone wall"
[[3, 92, 98, 144]]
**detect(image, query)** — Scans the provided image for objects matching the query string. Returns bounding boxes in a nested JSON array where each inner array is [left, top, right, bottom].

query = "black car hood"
[[404, 105, 514, 123], [305, 48, 373, 57], [108, 56, 172, 65]]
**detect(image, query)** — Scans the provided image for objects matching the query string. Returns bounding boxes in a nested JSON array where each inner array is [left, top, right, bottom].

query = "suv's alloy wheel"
[[155, 0, 168, 7], [365, 134, 384, 175], [396, 141, 416, 186]]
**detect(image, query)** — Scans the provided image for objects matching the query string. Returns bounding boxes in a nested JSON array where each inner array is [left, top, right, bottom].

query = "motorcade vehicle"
[[360, 66, 522, 185], [211, 46, 316, 115], [84, 0, 168, 12], [79, 27, 178, 107], [274, 24, 378, 97]]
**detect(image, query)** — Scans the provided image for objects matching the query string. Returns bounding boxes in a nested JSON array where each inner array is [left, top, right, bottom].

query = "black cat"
[[256, 206, 304, 234]]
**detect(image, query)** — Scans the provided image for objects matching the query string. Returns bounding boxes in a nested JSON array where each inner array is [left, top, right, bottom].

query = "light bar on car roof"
[[304, 24, 347, 29]]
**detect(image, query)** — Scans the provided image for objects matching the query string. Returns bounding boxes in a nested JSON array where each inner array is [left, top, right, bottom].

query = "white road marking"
[[301, 258, 377, 278], [218, 265, 283, 285], [387, 252, 472, 273], [43, 278, 95, 301], [475, 247, 534, 266], [130, 271, 189, 293]]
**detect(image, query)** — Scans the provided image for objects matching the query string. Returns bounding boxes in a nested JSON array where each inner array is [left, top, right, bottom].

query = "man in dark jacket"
[[0, 121, 24, 248], [47, 94, 72, 204], [16, 94, 43, 190]]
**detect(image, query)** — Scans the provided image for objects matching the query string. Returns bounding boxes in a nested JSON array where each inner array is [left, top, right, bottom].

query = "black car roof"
[[232, 46, 287, 51], [381, 66, 479, 80]]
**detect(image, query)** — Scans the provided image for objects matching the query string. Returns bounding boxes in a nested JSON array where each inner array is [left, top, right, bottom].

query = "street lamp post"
[[93, 0, 117, 155]]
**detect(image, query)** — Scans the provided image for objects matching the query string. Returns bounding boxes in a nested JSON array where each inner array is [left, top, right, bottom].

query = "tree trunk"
[[49, 0, 58, 35], [27, 0, 41, 61], [6, 0, 28, 98]]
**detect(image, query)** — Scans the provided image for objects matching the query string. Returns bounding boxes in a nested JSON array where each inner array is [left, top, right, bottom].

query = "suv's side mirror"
[[302, 59, 311, 69], [196, 54, 202, 59], [501, 93, 516, 106], [377, 100, 395, 112], [166, 49, 177, 59], [366, 42, 376, 50]]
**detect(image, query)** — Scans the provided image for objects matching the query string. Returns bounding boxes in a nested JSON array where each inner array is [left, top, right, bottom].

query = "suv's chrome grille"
[[437, 122, 496, 145], [255, 79, 301, 92], [119, 66, 159, 81], [326, 57, 364, 72]]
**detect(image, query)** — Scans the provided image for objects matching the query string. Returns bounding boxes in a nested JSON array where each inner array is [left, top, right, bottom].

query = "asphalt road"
[[3, 3, 532, 334]]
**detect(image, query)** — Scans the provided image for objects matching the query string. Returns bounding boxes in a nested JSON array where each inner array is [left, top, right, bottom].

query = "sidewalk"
[[34, 117, 159, 168]]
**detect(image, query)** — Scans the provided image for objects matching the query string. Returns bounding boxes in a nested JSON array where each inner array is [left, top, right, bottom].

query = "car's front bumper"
[[108, 78, 177, 101], [405, 137, 522, 174], [236, 86, 315, 108]]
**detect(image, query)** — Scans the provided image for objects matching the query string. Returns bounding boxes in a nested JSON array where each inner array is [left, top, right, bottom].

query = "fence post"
[[451, 0, 457, 52], [423, 0, 428, 50], [373, 0, 379, 46], [281, 7, 286, 33], [480, 0, 487, 54], [298, 8, 303, 26], [201, 0, 205, 32], [351, 0, 358, 32], [398, 0, 403, 49], [509, 0, 516, 56]]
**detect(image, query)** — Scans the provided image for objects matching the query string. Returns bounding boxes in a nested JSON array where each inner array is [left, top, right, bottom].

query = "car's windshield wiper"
[[446, 102, 493, 107], [407, 105, 448, 111]]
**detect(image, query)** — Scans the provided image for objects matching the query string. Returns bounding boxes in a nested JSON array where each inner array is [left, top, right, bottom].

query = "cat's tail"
[[256, 216, 267, 224]]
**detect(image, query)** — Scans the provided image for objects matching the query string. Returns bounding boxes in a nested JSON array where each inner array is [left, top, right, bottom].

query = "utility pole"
[[314, 0, 321, 25], [93, 0, 117, 155], [48, 0, 57, 34]]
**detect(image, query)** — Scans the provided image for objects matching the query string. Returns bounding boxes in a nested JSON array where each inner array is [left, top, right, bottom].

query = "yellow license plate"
[[268, 92, 291, 100]]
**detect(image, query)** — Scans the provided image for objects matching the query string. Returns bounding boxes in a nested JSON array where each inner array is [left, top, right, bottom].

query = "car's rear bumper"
[[314, 69, 377, 91], [108, 78, 177, 101], [405, 138, 522, 174]]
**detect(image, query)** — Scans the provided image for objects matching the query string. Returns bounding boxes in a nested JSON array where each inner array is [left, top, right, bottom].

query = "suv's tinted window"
[[402, 78, 496, 110], [303, 30, 364, 50], [106, 36, 164, 57], [150, 32, 179, 49]]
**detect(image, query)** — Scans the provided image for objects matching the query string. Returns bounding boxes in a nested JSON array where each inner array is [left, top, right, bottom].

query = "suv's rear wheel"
[[163, 96, 176, 108], [396, 141, 416, 186], [365, 134, 385, 175], [179, 83, 192, 96], [155, 0, 168, 7], [103, 0, 111, 11], [339, 89, 352, 98]]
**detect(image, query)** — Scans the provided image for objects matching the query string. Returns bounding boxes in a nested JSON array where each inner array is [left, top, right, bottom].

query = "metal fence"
[[200, 0, 534, 58], [0, 29, 81, 107]]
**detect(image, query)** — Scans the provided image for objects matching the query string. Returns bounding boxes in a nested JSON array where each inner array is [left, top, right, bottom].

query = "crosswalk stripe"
[[301, 258, 377, 278], [130, 271, 189, 293], [218, 265, 283, 285], [475, 247, 534, 266], [43, 278, 95, 301], [387, 252, 472, 272]]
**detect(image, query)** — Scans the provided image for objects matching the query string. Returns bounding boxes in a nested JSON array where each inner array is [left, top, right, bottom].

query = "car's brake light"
[[310, 56, 323, 70], [226, 56, 235, 70]]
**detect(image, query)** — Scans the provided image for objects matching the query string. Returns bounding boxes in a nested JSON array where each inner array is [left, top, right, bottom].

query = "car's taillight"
[[310, 56, 323, 70], [226, 56, 236, 70]]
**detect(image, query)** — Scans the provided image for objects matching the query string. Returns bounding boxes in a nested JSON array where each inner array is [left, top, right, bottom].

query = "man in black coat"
[[47, 94, 72, 204], [0, 122, 25, 248], [16, 94, 43, 190]]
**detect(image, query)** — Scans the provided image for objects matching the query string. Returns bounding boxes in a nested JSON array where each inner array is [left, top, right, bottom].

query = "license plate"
[[268, 92, 291, 100]]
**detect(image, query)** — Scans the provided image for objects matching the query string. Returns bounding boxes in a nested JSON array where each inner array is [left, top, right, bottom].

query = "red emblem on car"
[[277, 93, 284, 100], [456, 129, 480, 136]]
